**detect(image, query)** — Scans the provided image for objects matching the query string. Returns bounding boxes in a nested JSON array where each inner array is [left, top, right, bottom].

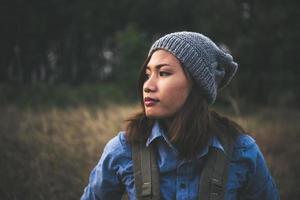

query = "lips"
[[144, 97, 159, 107]]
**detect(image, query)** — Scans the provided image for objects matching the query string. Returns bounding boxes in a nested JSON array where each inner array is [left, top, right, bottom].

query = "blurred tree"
[[113, 25, 149, 97], [0, 0, 299, 104], [236, 0, 300, 104]]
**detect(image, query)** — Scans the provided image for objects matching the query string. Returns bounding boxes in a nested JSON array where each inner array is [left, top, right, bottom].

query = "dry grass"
[[232, 108, 300, 199], [0, 104, 298, 199], [0, 104, 139, 200]]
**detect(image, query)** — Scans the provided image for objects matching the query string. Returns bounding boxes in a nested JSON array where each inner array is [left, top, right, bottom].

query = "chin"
[[144, 107, 176, 119], [145, 113, 158, 119], [145, 112, 171, 119], [145, 111, 159, 118]]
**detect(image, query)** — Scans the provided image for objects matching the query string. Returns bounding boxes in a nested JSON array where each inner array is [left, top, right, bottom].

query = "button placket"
[[176, 163, 189, 199], [180, 183, 187, 189]]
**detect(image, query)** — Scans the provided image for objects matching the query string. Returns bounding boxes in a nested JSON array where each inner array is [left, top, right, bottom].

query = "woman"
[[81, 32, 279, 200]]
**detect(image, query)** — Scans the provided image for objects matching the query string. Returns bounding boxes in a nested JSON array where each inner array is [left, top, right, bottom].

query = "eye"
[[144, 73, 150, 80], [159, 71, 171, 77]]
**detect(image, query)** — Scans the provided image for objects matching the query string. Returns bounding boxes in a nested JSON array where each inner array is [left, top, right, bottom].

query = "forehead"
[[147, 49, 181, 68]]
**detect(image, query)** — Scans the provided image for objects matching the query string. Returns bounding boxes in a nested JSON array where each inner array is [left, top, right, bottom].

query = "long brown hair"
[[126, 55, 244, 159]]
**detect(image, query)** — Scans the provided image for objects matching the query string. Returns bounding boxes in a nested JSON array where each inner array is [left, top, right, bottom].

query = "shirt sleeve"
[[235, 135, 280, 200], [80, 134, 126, 200]]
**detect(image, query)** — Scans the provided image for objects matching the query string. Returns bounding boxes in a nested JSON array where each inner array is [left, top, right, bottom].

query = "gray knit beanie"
[[148, 31, 238, 104]]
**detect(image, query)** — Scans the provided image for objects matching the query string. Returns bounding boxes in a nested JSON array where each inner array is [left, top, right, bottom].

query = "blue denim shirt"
[[81, 121, 279, 200]]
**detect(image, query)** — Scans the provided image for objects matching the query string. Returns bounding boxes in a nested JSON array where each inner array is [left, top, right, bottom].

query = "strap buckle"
[[142, 182, 151, 197], [211, 178, 223, 197]]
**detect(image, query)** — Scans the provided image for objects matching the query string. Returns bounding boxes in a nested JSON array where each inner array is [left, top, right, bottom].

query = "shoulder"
[[231, 134, 270, 174], [233, 134, 256, 149], [228, 134, 279, 198], [104, 131, 130, 151], [101, 131, 132, 165], [231, 134, 260, 162], [81, 132, 133, 199]]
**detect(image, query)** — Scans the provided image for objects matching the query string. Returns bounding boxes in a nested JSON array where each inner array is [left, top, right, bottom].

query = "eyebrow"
[[146, 63, 172, 70]]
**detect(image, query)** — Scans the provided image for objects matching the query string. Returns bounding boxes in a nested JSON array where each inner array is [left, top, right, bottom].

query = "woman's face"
[[143, 49, 192, 119]]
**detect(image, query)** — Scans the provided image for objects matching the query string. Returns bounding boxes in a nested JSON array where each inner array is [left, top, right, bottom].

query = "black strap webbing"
[[132, 142, 160, 200], [132, 135, 233, 200], [198, 134, 234, 200]]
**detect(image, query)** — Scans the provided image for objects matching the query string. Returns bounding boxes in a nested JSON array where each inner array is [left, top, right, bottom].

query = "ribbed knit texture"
[[148, 31, 238, 104]]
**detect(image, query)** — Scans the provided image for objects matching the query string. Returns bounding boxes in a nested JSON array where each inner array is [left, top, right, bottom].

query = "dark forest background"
[[1, 0, 299, 106], [1, 0, 300, 200]]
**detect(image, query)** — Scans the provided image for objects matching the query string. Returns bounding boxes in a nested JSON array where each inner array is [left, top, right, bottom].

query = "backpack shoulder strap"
[[132, 142, 160, 200], [198, 134, 234, 200]]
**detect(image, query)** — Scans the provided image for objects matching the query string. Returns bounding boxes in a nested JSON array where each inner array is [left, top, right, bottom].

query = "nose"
[[143, 75, 157, 93]]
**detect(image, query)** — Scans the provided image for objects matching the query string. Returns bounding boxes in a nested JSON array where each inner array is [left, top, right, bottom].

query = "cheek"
[[161, 81, 190, 109]]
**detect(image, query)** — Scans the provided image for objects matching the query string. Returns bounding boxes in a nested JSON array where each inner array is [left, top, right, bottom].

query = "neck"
[[159, 116, 176, 139]]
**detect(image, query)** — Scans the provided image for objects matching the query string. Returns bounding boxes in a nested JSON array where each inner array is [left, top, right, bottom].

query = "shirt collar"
[[195, 136, 225, 159], [146, 120, 225, 157], [210, 135, 224, 152], [146, 120, 164, 146]]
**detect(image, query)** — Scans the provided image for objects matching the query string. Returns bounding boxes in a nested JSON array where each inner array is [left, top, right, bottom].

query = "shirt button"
[[180, 183, 186, 189]]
